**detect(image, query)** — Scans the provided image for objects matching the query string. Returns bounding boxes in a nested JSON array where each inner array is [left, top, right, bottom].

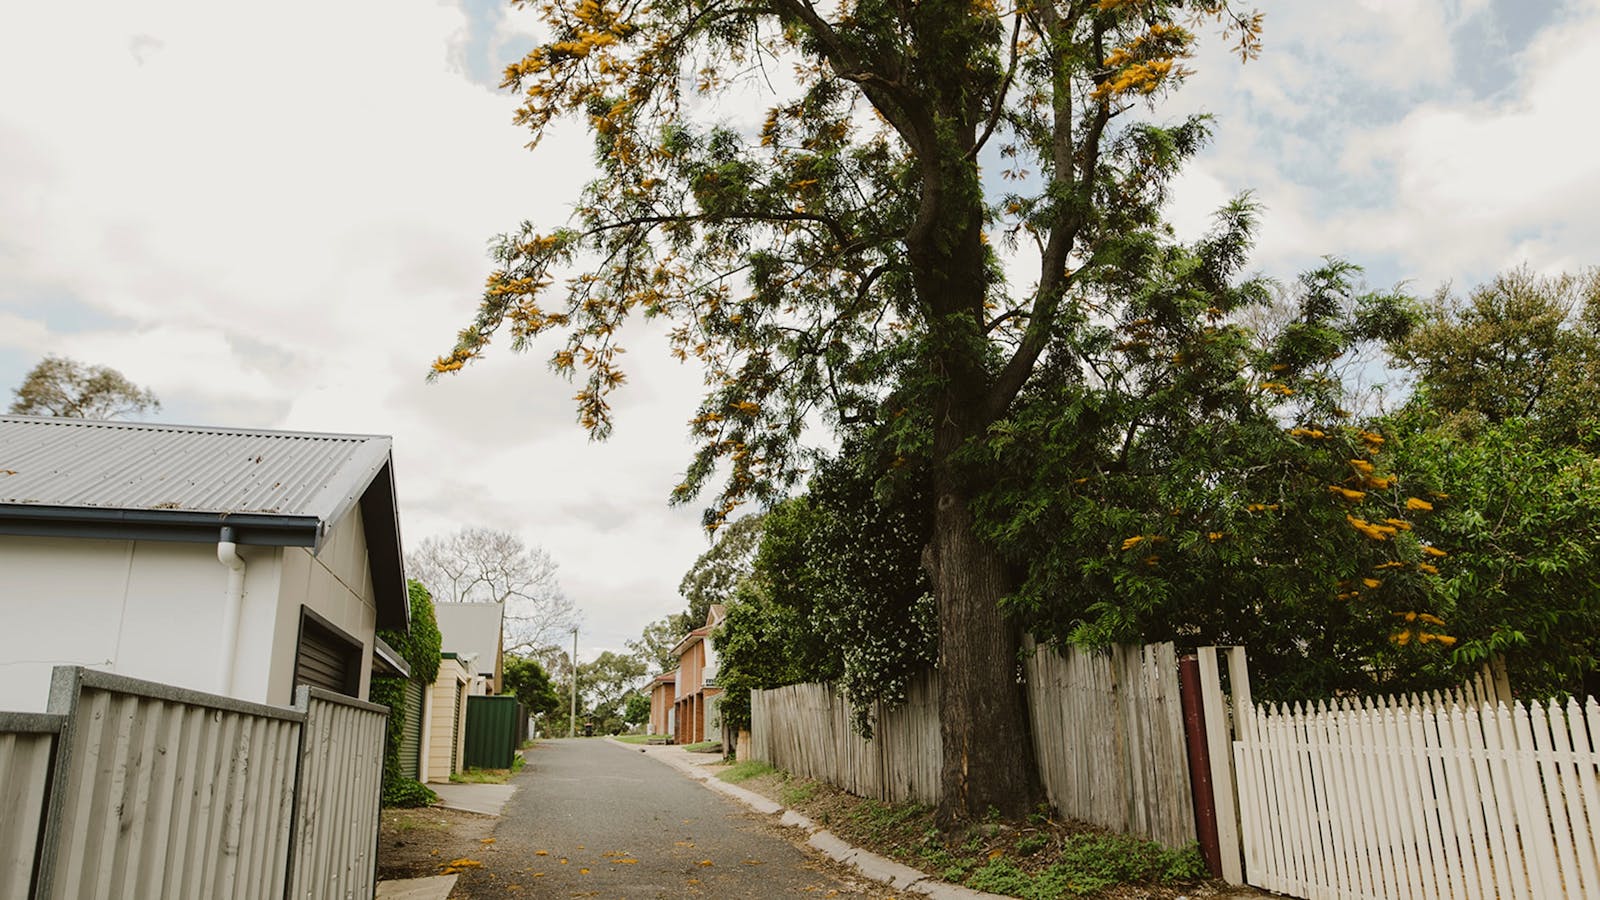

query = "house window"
[[292, 609, 362, 697]]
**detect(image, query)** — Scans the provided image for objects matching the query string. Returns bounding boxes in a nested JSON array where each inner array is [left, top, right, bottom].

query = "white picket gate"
[[1215, 652, 1600, 899]]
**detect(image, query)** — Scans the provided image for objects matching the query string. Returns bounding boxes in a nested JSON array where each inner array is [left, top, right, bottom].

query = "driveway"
[[451, 738, 892, 899]]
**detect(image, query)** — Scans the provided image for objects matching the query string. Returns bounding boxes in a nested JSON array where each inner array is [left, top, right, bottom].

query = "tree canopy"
[[435, 0, 1280, 822], [9, 355, 160, 419], [677, 512, 765, 623]]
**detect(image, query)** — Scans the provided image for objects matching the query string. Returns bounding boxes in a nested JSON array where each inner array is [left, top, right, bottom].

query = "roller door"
[[294, 614, 360, 696], [399, 678, 425, 779]]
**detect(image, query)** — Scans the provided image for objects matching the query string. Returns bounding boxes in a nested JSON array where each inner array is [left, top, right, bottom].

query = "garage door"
[[294, 614, 360, 696], [399, 678, 425, 779]]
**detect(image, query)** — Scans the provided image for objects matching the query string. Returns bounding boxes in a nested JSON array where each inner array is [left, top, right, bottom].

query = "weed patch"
[[718, 760, 777, 783]]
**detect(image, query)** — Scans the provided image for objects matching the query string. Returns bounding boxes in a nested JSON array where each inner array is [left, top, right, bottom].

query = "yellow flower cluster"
[[1347, 515, 1397, 541], [1393, 630, 1457, 647], [1327, 485, 1366, 501], [1259, 381, 1295, 396], [1121, 535, 1168, 551], [1288, 427, 1327, 439]]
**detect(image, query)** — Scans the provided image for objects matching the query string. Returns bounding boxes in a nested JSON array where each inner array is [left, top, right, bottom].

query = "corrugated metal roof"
[[0, 415, 391, 523]]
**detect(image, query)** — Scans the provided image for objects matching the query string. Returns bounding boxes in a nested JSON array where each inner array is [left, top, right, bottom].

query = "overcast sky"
[[2, 1, 1596, 662]]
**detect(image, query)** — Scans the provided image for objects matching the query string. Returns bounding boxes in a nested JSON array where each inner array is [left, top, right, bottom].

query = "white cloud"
[[0, 0, 715, 657], [7, 0, 1600, 659]]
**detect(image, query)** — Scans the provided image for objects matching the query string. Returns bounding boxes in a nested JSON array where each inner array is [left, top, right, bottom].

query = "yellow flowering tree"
[[975, 257, 1463, 700], [435, 0, 1262, 823]]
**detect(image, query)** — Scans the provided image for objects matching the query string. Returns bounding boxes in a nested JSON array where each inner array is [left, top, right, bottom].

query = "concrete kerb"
[[374, 873, 458, 900], [615, 739, 1008, 900]]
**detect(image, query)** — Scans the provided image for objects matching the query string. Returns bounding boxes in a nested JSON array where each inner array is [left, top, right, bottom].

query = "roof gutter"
[[0, 504, 321, 546]]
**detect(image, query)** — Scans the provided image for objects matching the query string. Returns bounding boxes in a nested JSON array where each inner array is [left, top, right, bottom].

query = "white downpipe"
[[217, 526, 246, 695]]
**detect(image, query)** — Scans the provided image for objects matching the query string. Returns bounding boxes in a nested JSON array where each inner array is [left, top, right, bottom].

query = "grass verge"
[[449, 766, 513, 784], [610, 733, 652, 744], [727, 768, 1221, 899], [682, 739, 722, 753], [717, 759, 777, 783]]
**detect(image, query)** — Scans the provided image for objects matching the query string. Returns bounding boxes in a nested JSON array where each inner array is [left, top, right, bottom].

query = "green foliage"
[[381, 777, 437, 809], [579, 650, 648, 713], [1391, 267, 1600, 443], [429, 0, 1278, 817], [628, 614, 692, 674], [373, 580, 446, 804], [9, 354, 160, 419], [387, 580, 443, 683], [716, 442, 935, 734], [1389, 411, 1600, 696], [1379, 267, 1600, 699], [504, 653, 563, 735], [717, 760, 777, 783], [973, 249, 1465, 699], [677, 513, 765, 623], [960, 835, 1205, 899], [623, 691, 651, 726]]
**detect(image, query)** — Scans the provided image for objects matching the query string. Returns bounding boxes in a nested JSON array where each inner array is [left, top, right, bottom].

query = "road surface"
[[451, 738, 892, 899]]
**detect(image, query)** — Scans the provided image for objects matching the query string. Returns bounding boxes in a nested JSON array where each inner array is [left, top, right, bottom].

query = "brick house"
[[648, 670, 676, 737], [671, 604, 726, 745]]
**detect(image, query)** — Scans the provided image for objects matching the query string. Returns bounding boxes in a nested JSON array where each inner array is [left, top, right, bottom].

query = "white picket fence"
[[1195, 643, 1600, 900]]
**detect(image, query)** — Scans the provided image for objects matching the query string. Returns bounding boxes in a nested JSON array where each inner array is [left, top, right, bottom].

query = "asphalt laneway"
[[451, 738, 890, 899]]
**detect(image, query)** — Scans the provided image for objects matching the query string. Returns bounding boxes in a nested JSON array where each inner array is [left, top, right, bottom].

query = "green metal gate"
[[464, 695, 521, 769]]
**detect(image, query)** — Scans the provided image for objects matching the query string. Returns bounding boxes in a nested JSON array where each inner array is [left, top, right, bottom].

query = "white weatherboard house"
[[0, 415, 411, 713]]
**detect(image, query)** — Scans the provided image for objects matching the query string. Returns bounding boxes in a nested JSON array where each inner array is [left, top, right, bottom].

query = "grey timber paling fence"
[[748, 640, 1197, 848], [0, 666, 387, 900], [1023, 639, 1196, 848], [749, 670, 940, 805]]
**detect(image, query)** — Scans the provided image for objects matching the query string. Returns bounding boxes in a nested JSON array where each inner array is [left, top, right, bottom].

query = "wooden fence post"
[[1178, 657, 1222, 878], [1197, 647, 1244, 884]]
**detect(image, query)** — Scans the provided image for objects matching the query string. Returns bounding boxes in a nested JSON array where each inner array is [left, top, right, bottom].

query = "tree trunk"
[[931, 446, 1040, 826]]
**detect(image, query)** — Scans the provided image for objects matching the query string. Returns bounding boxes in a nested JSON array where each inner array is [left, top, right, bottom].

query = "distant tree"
[[578, 650, 648, 714], [9, 355, 160, 419], [623, 691, 651, 727], [407, 526, 577, 655], [676, 513, 765, 624], [503, 653, 563, 725], [1391, 266, 1600, 444], [627, 614, 690, 673]]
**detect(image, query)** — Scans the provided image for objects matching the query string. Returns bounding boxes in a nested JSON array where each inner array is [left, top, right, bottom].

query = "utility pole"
[[569, 626, 579, 739]]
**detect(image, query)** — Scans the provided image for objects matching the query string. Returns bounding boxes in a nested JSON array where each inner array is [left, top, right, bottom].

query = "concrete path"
[[375, 874, 458, 900], [429, 780, 519, 816], [448, 738, 893, 898]]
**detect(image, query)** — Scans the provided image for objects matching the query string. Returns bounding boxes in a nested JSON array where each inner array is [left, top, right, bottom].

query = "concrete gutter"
[[618, 739, 1008, 900]]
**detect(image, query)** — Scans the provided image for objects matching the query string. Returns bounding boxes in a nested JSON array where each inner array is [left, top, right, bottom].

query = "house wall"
[[0, 535, 283, 712], [424, 658, 470, 782], [649, 681, 675, 735], [267, 506, 378, 706], [678, 640, 705, 696]]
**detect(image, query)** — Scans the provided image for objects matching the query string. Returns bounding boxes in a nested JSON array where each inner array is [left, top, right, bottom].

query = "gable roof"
[[0, 415, 408, 630], [432, 602, 504, 675], [670, 604, 730, 659]]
